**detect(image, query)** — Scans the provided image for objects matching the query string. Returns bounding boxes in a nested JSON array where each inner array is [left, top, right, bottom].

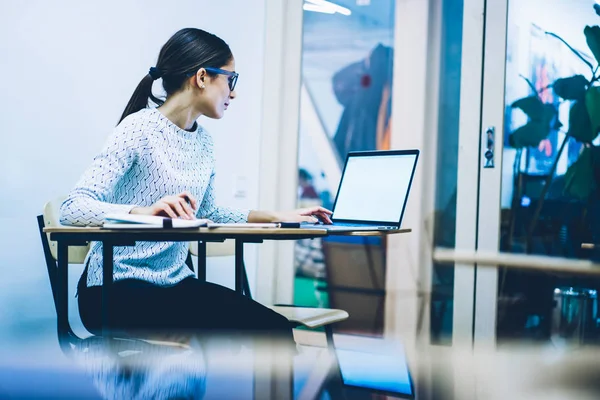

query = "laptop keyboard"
[[301, 222, 396, 231]]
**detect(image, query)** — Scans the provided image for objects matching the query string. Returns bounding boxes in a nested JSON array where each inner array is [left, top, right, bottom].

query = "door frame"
[[256, 0, 304, 306], [453, 0, 509, 348]]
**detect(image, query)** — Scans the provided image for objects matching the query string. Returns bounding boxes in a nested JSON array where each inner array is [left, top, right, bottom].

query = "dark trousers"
[[77, 272, 294, 345]]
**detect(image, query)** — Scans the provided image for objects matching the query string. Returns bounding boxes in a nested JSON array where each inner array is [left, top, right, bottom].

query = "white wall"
[[0, 0, 265, 336]]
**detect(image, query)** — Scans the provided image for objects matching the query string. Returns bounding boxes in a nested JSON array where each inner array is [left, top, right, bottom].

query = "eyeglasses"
[[203, 67, 239, 92]]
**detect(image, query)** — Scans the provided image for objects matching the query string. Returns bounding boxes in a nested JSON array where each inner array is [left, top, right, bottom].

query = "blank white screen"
[[333, 154, 416, 223]]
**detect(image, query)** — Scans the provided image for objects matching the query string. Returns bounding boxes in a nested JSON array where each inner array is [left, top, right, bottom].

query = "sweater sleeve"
[[197, 169, 249, 223], [59, 123, 140, 226]]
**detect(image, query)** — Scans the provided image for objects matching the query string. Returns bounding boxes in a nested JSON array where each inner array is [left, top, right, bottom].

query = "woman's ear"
[[195, 68, 207, 89]]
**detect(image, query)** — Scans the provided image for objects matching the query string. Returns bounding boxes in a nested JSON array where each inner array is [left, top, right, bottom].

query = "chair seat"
[[268, 306, 349, 329]]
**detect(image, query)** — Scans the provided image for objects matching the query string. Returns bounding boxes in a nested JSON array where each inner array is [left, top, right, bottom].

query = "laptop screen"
[[332, 151, 418, 224]]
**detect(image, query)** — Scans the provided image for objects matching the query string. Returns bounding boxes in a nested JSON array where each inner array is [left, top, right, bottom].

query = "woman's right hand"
[[130, 191, 198, 220]]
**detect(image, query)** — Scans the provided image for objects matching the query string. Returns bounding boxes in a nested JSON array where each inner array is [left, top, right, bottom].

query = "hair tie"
[[148, 67, 163, 80]]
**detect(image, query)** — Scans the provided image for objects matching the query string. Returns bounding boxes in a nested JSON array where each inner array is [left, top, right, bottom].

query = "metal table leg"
[[235, 239, 244, 294], [102, 242, 114, 337], [197, 241, 206, 282]]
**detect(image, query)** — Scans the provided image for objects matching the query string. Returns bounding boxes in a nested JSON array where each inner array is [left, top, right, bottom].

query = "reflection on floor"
[[0, 327, 413, 400]]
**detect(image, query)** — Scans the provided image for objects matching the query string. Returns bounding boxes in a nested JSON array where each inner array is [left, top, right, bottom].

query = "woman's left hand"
[[275, 206, 333, 224]]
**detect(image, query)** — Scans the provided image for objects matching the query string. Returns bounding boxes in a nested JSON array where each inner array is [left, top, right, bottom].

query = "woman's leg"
[[78, 277, 294, 345]]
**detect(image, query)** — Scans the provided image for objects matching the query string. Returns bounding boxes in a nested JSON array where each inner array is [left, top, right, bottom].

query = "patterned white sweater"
[[60, 108, 248, 287]]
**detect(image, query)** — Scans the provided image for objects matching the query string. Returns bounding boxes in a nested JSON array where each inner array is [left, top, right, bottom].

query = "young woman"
[[60, 28, 332, 344]]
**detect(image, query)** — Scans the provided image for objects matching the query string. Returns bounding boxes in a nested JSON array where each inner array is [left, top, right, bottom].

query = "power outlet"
[[233, 175, 248, 199]]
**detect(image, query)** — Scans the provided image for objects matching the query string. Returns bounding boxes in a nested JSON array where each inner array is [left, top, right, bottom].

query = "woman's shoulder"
[[118, 108, 161, 132], [112, 108, 163, 145]]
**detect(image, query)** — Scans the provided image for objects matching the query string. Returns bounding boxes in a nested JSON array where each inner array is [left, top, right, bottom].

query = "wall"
[[0, 0, 265, 338]]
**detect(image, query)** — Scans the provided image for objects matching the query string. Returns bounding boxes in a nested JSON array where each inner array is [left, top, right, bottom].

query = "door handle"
[[483, 126, 495, 168]]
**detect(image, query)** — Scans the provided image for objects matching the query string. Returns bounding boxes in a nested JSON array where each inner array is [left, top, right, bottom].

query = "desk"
[[44, 226, 326, 338], [43, 226, 410, 340]]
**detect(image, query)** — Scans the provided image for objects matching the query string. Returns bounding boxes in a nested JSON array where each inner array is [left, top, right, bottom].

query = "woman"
[[60, 28, 332, 344]]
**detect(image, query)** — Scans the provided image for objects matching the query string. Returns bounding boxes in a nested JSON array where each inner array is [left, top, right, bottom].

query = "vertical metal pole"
[[197, 241, 207, 281], [102, 242, 114, 337], [235, 239, 244, 294]]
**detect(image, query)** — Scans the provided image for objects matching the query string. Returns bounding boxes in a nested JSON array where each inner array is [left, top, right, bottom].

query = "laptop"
[[302, 149, 419, 232]]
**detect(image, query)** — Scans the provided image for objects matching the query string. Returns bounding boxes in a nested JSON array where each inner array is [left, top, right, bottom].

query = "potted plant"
[[508, 20, 600, 252]]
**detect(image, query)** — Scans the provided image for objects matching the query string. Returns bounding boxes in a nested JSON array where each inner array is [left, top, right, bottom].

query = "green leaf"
[[511, 96, 545, 119], [584, 26, 600, 66], [553, 118, 563, 131], [553, 75, 589, 100], [568, 101, 595, 143], [540, 103, 558, 124], [564, 147, 596, 199], [509, 122, 550, 148], [585, 86, 600, 138], [509, 99, 557, 148]]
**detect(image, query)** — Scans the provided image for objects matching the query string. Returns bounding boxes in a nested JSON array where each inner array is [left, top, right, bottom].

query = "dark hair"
[[118, 28, 233, 124]]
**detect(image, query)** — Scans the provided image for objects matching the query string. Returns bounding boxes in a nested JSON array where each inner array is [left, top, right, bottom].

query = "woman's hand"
[[248, 206, 333, 224], [285, 206, 333, 224], [130, 191, 198, 220]]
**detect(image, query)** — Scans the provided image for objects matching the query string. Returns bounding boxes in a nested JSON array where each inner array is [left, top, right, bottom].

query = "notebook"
[[301, 149, 419, 232], [103, 213, 209, 229]]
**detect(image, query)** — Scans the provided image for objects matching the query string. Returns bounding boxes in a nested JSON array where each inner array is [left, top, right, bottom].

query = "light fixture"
[[303, 0, 352, 16], [303, 3, 335, 14]]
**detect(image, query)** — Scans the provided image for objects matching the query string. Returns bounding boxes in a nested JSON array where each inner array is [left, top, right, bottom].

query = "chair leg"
[[242, 261, 252, 298], [325, 325, 335, 351], [56, 240, 74, 354], [37, 215, 59, 314]]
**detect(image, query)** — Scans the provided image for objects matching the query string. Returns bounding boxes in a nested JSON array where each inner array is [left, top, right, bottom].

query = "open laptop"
[[302, 149, 419, 232]]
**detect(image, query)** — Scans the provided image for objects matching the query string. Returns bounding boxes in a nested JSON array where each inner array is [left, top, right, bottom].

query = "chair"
[[189, 242, 348, 349], [38, 198, 90, 353], [37, 198, 188, 356]]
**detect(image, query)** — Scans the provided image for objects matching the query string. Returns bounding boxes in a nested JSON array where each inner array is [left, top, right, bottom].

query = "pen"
[[184, 195, 196, 218]]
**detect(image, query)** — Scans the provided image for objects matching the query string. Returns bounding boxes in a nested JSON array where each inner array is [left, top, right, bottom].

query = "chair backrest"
[[189, 240, 235, 257], [42, 196, 90, 263], [38, 197, 90, 315]]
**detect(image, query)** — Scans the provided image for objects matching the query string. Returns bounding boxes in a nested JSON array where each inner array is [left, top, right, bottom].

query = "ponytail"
[[118, 74, 164, 125]]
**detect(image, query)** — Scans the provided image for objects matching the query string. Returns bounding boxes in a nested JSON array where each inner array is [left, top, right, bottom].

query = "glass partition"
[[293, 0, 395, 336]]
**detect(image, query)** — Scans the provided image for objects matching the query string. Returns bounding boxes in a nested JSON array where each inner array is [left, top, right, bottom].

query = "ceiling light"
[[304, 0, 352, 16], [303, 3, 336, 14]]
